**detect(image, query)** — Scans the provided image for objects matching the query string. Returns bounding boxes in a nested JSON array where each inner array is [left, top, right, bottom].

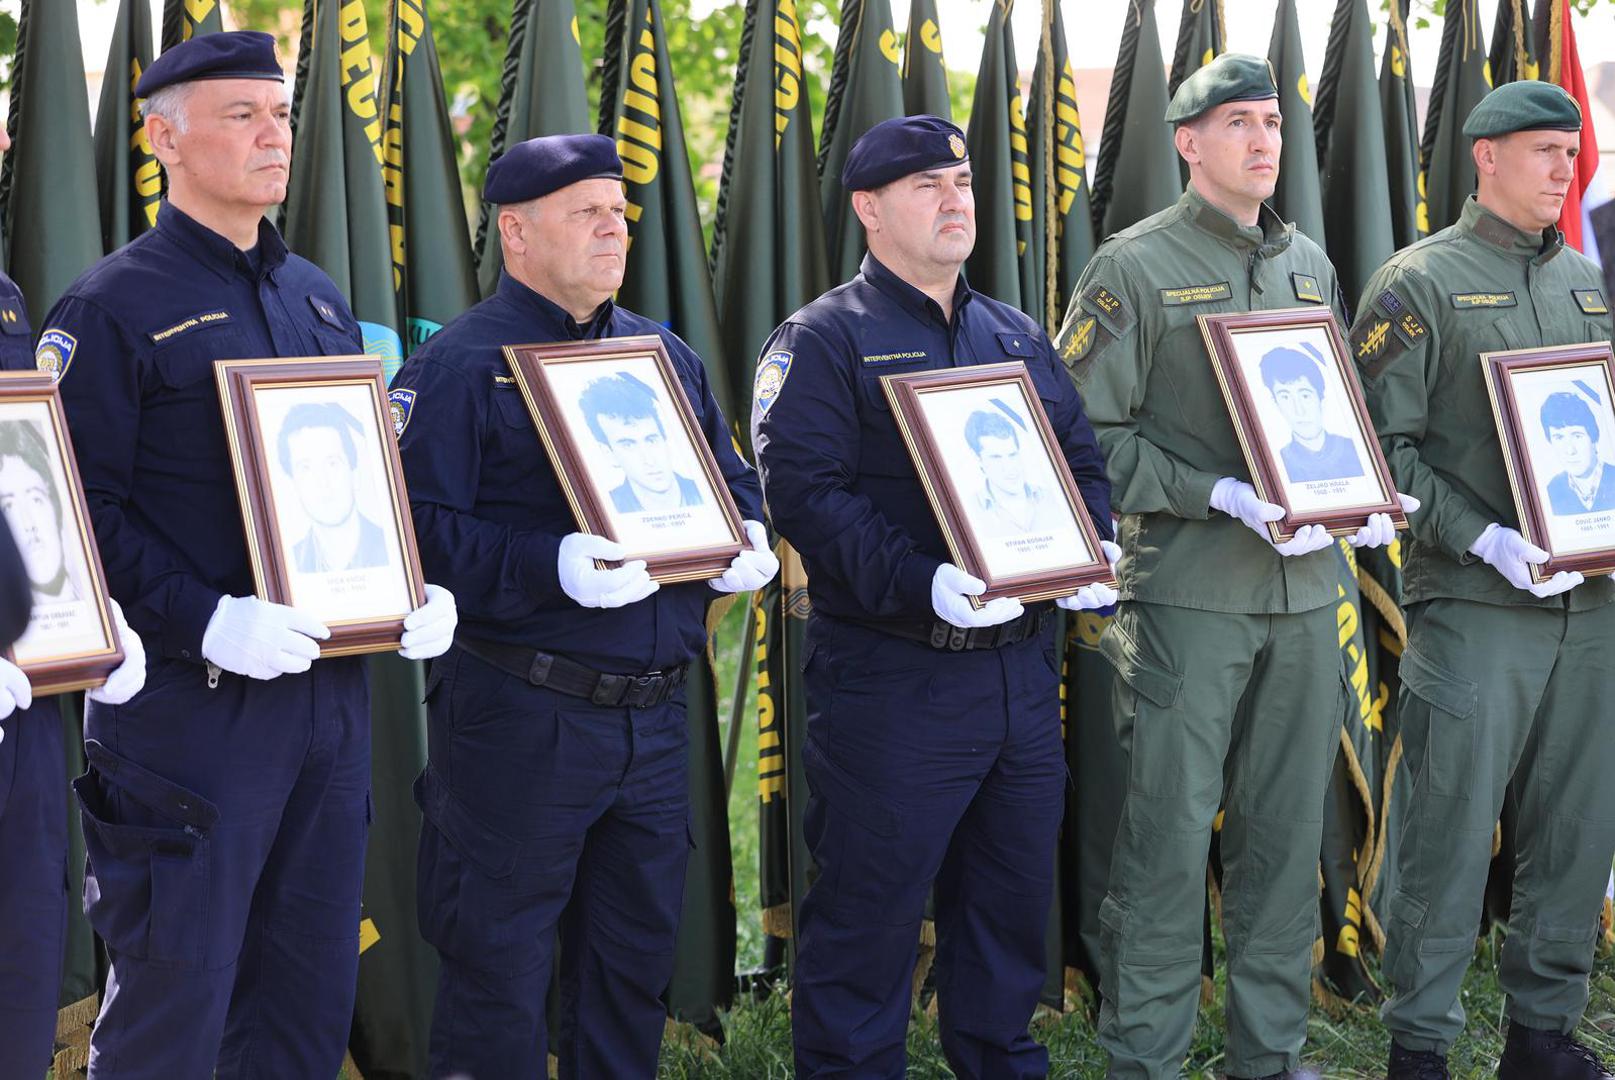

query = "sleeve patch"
[[388, 387, 417, 437], [35, 329, 77, 381], [754, 350, 792, 414], [1082, 283, 1136, 337]]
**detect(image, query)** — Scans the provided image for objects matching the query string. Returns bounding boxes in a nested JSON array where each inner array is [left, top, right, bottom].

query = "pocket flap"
[[413, 768, 521, 878], [996, 331, 1037, 358], [1097, 621, 1182, 709], [802, 737, 901, 837], [1399, 647, 1477, 719], [83, 740, 219, 831]]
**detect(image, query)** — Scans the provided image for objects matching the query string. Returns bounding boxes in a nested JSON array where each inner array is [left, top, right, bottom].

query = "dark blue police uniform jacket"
[[752, 253, 1112, 622], [0, 270, 67, 1080], [392, 270, 764, 674]]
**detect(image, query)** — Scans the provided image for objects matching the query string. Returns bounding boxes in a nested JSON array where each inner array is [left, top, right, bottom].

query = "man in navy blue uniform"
[[39, 32, 458, 1078], [752, 114, 1117, 1080], [0, 114, 146, 1079], [390, 133, 774, 1080]]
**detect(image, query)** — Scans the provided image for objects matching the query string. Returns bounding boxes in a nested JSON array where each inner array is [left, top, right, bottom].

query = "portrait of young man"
[[274, 400, 390, 573], [1258, 343, 1365, 484], [1538, 390, 1615, 515], [579, 371, 705, 513], [964, 405, 1061, 538], [0, 419, 83, 606]]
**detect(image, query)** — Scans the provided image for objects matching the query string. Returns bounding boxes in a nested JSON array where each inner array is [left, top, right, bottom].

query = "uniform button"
[[181, 649, 192, 659]]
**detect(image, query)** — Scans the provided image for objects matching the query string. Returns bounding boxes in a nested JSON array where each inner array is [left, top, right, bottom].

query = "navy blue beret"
[[484, 134, 625, 205], [842, 115, 970, 192], [135, 30, 284, 98]]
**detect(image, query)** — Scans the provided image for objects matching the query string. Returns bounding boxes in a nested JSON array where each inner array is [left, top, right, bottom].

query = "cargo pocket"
[[801, 736, 919, 926], [1398, 646, 1478, 800], [1383, 890, 1430, 989], [73, 740, 218, 970], [1097, 617, 1185, 798], [413, 769, 527, 972]]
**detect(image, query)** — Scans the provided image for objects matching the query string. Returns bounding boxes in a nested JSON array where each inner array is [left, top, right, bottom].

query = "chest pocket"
[[0, 303, 32, 373], [490, 386, 533, 432], [148, 324, 248, 467], [307, 295, 362, 357], [856, 361, 927, 477]]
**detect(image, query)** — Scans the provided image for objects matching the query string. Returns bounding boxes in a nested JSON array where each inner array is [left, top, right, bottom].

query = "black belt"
[[454, 636, 690, 709], [849, 608, 1049, 652]]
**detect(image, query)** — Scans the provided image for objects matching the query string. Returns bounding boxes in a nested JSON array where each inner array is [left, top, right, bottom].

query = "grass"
[[661, 601, 1615, 1078]]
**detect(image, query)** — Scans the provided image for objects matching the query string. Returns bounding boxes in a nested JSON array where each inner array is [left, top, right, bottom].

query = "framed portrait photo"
[[215, 357, 427, 656], [504, 336, 745, 583], [1483, 341, 1615, 581], [1199, 307, 1407, 541], [880, 362, 1113, 605], [0, 371, 124, 694]]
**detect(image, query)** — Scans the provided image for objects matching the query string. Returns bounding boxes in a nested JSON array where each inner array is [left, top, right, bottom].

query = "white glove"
[[0, 657, 32, 728], [932, 563, 1024, 629], [1469, 523, 1583, 597], [1058, 540, 1122, 612], [200, 594, 329, 680], [1211, 477, 1334, 557], [89, 600, 146, 705], [559, 533, 659, 609], [1347, 494, 1422, 550], [711, 521, 780, 594], [399, 584, 457, 661]]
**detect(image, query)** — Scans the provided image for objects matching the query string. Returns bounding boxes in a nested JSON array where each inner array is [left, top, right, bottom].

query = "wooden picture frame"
[[0, 371, 124, 694], [1199, 307, 1407, 541], [880, 362, 1114, 604], [215, 357, 427, 657], [1483, 341, 1615, 581], [504, 335, 745, 583]]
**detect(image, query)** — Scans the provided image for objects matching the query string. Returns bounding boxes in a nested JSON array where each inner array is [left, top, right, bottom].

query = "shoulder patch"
[[1080, 282, 1136, 337], [754, 350, 792, 414], [149, 309, 232, 345], [388, 388, 417, 438], [1159, 281, 1233, 306], [1450, 291, 1517, 309], [1061, 315, 1098, 364], [1291, 273, 1324, 304], [1397, 311, 1427, 343], [35, 329, 77, 381], [1375, 289, 1404, 317], [1574, 288, 1609, 316]]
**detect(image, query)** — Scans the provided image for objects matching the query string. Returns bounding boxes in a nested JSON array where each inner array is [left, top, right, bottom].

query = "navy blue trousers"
[[0, 698, 66, 1079], [417, 647, 691, 1080], [77, 657, 369, 1079], [792, 616, 1066, 1080]]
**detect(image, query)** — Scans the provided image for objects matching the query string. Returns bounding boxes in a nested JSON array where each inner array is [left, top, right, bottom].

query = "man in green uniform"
[[1353, 80, 1615, 1080], [1056, 54, 1414, 1080]]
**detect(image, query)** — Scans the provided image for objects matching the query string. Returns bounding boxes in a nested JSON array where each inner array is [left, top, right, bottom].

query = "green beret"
[[1164, 53, 1279, 125], [1463, 80, 1582, 140]]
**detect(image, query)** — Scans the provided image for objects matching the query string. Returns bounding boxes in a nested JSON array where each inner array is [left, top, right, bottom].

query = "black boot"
[[1497, 1021, 1614, 1080], [1387, 1041, 1450, 1080], [1234, 1071, 1320, 1080]]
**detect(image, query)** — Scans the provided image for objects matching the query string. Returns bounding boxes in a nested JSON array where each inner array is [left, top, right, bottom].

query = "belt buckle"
[[628, 673, 660, 708], [946, 625, 970, 652]]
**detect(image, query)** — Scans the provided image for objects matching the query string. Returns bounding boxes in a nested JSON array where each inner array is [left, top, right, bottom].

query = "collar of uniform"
[[859, 252, 973, 327], [1459, 196, 1562, 263], [156, 201, 289, 283], [495, 270, 614, 339], [1181, 184, 1291, 254]]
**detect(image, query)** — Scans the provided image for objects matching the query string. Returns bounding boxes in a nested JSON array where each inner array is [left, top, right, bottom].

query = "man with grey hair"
[[39, 30, 458, 1077]]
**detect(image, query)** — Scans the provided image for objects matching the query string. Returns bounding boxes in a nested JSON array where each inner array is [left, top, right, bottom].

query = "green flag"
[[709, 0, 830, 428], [598, 0, 743, 1029], [1265, 0, 1324, 246], [382, 0, 479, 358], [1026, 0, 1095, 332], [817, 0, 904, 286], [474, 0, 590, 299], [901, 0, 950, 119], [1421, 0, 1492, 236], [964, 0, 1034, 316], [754, 550, 813, 948], [1092, 0, 1181, 238], [161, 0, 225, 52], [1380, 0, 1424, 247], [1314, 542, 1384, 1004], [0, 0, 103, 323], [1490, 0, 1541, 87], [1167, 0, 1224, 98], [1314, 0, 1394, 308], [601, 0, 735, 417], [283, 0, 406, 380], [94, 0, 159, 254]]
